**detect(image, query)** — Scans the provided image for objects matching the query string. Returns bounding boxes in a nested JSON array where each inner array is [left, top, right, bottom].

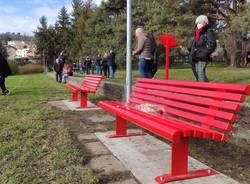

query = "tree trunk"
[[229, 33, 238, 67]]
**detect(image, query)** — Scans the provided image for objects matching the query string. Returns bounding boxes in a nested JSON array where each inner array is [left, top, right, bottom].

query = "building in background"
[[5, 45, 17, 60]]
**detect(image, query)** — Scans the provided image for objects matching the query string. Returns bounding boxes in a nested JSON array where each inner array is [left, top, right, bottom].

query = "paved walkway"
[[96, 131, 240, 184]]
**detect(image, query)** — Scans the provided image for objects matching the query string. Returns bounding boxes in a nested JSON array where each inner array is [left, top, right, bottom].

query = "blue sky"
[[0, 0, 102, 35]]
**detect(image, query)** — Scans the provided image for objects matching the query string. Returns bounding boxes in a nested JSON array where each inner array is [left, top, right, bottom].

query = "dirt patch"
[[54, 108, 138, 184]]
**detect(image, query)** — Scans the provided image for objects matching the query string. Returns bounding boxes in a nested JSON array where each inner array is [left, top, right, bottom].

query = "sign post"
[[157, 34, 179, 80]]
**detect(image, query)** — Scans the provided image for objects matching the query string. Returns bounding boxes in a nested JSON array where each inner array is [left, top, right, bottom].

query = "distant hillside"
[[0, 32, 33, 43]]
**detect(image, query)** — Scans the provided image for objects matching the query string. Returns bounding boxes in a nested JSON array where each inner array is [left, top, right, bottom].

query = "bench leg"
[[155, 138, 218, 183], [108, 116, 146, 138], [80, 92, 87, 108], [71, 92, 78, 101]]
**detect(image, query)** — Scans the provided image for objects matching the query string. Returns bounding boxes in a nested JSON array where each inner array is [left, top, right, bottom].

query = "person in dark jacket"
[[133, 27, 153, 78], [54, 58, 63, 82], [107, 50, 116, 79], [0, 54, 11, 96], [187, 15, 217, 82], [102, 53, 109, 78], [85, 57, 92, 74], [95, 54, 102, 75]]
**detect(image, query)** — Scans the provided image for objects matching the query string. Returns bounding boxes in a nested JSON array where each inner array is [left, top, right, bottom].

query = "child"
[[62, 65, 70, 83]]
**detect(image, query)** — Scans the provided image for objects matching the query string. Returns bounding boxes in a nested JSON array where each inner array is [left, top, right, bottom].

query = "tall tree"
[[56, 6, 72, 59], [34, 16, 57, 67]]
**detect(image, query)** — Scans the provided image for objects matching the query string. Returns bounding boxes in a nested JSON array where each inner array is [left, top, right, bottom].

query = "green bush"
[[18, 64, 44, 74], [8, 60, 19, 75]]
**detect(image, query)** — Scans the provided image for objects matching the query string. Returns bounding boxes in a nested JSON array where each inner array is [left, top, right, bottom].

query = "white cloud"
[[0, 15, 37, 35]]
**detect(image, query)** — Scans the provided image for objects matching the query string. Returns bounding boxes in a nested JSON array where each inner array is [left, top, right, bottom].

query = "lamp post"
[[125, 0, 132, 103]]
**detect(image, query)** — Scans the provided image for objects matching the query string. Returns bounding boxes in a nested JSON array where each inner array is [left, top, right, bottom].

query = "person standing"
[[85, 56, 92, 75], [95, 54, 102, 75], [102, 53, 109, 78], [146, 32, 157, 78], [0, 54, 11, 96], [132, 27, 153, 78], [107, 50, 116, 79], [54, 58, 63, 82], [187, 15, 217, 82]]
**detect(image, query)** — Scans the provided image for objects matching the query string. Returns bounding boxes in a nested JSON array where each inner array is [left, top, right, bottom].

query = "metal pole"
[[165, 47, 169, 80], [126, 0, 132, 103]]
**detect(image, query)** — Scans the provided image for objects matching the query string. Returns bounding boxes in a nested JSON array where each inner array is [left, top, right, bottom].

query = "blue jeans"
[[109, 66, 115, 79], [139, 58, 150, 78], [96, 66, 101, 75], [195, 61, 208, 82], [62, 73, 68, 83]]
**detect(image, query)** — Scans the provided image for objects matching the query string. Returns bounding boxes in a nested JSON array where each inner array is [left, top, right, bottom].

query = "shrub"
[[8, 60, 19, 75], [18, 64, 44, 74]]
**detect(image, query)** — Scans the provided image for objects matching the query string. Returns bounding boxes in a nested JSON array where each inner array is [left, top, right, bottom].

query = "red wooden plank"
[[83, 81, 100, 88], [85, 77, 104, 81], [86, 75, 104, 79], [129, 97, 233, 131], [128, 98, 227, 141], [84, 80, 101, 84], [133, 87, 241, 112], [105, 101, 194, 137], [66, 84, 78, 93], [98, 101, 182, 142], [137, 78, 250, 95], [131, 92, 236, 121], [135, 83, 245, 102]]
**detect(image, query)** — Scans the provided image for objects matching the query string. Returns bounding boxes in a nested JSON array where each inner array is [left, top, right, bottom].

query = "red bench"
[[98, 78, 250, 183], [66, 75, 105, 108]]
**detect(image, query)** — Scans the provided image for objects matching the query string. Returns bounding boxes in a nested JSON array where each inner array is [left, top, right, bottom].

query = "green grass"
[[74, 64, 250, 84], [0, 74, 99, 184]]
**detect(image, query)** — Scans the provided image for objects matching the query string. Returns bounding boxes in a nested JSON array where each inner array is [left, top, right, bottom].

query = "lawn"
[[0, 74, 99, 184], [74, 64, 250, 101], [74, 64, 250, 84]]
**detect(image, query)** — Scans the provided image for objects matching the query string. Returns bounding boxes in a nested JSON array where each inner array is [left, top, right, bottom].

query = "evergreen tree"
[[34, 16, 56, 67], [56, 6, 72, 60]]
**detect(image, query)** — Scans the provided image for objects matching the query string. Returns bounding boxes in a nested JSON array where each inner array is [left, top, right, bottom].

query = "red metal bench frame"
[[98, 78, 250, 183], [66, 75, 105, 108]]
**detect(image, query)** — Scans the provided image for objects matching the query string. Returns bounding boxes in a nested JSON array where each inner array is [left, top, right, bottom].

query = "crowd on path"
[[53, 50, 116, 83], [53, 15, 216, 84]]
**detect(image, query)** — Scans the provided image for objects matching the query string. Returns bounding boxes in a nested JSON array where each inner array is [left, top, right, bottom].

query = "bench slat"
[[85, 76, 104, 81], [133, 87, 240, 112], [82, 81, 100, 89], [122, 102, 228, 141], [137, 78, 250, 95], [135, 83, 245, 102], [98, 101, 183, 142], [129, 97, 233, 131], [84, 79, 101, 84], [131, 92, 236, 121]]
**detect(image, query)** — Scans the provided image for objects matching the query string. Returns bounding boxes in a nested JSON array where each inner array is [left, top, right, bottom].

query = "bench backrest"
[[80, 75, 105, 92], [130, 78, 250, 139]]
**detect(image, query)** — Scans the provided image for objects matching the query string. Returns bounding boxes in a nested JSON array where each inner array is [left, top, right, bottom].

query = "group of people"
[[73, 50, 116, 79], [53, 52, 73, 83], [133, 15, 216, 82]]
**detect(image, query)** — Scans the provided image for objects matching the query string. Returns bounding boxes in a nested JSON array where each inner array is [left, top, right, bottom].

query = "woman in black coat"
[[187, 15, 217, 82], [0, 54, 11, 96]]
